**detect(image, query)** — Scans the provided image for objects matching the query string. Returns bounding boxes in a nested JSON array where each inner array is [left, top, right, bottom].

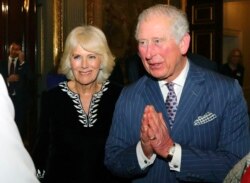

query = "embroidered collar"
[[59, 80, 109, 127]]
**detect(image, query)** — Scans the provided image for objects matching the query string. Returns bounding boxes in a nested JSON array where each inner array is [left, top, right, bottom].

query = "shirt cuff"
[[168, 143, 181, 171], [136, 141, 156, 170]]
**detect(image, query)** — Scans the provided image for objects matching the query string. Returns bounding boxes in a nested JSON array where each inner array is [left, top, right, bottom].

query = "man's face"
[[137, 15, 189, 81], [9, 44, 20, 58]]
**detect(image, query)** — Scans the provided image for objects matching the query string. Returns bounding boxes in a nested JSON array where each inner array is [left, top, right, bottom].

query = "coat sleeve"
[[0, 74, 40, 183]]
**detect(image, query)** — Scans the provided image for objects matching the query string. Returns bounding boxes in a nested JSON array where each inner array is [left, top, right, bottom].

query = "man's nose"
[[145, 44, 155, 60]]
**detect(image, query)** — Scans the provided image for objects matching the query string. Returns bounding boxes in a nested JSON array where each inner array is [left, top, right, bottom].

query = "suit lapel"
[[172, 63, 206, 137], [142, 77, 165, 108]]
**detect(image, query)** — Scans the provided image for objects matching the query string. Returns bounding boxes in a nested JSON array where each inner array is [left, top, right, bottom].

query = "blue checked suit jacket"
[[105, 61, 250, 183]]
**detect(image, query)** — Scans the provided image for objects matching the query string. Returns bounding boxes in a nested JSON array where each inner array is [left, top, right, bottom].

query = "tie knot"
[[166, 82, 174, 91]]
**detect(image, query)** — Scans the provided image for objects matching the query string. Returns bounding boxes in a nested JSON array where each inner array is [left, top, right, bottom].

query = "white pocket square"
[[194, 112, 217, 126]]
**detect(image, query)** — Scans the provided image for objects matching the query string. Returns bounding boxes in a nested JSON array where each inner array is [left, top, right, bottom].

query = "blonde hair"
[[135, 4, 189, 43], [59, 25, 115, 83]]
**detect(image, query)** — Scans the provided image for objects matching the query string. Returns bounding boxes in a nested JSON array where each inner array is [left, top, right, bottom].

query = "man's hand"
[[7, 74, 19, 83], [140, 105, 174, 158], [140, 110, 154, 158]]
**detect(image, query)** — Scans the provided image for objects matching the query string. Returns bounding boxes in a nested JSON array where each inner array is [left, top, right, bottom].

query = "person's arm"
[[0, 74, 40, 183]]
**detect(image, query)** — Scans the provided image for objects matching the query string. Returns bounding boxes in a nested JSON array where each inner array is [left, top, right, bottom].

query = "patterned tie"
[[166, 82, 178, 128], [9, 59, 15, 95]]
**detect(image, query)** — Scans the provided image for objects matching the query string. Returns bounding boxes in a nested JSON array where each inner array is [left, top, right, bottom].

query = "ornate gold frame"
[[52, 0, 184, 64], [53, 0, 63, 66], [84, 0, 177, 28], [85, 0, 103, 28], [85, 0, 95, 25]]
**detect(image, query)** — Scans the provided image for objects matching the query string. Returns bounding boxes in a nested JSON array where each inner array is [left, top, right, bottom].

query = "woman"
[[32, 25, 127, 183], [220, 48, 245, 86]]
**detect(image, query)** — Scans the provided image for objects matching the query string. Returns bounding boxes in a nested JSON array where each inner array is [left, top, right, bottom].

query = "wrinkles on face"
[[137, 16, 187, 81], [139, 40, 181, 81], [70, 45, 101, 85]]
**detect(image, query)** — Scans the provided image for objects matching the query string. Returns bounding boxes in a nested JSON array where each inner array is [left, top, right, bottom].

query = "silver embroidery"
[[60, 81, 109, 127]]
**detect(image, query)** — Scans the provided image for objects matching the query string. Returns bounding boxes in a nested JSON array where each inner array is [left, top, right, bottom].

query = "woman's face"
[[229, 50, 242, 66], [70, 45, 101, 85]]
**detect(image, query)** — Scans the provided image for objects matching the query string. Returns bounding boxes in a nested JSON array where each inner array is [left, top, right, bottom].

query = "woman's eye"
[[88, 55, 96, 60], [72, 55, 82, 61], [71, 54, 98, 62]]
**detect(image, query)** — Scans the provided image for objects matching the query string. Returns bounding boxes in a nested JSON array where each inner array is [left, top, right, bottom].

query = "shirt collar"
[[158, 59, 190, 88], [9, 56, 17, 62]]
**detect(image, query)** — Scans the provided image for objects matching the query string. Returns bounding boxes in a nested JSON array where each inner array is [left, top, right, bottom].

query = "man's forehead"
[[11, 44, 20, 49]]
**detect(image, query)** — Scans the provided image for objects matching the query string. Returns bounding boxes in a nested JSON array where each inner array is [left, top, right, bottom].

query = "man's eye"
[[153, 39, 162, 45], [138, 40, 147, 46]]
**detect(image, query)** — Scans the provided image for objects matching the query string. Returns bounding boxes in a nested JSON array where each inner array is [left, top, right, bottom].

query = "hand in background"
[[7, 74, 19, 83], [18, 51, 25, 65]]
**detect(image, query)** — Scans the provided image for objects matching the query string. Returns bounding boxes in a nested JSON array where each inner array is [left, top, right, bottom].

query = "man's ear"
[[179, 33, 190, 55]]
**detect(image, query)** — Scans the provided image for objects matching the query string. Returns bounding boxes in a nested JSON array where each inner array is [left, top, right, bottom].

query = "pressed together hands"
[[140, 105, 174, 159]]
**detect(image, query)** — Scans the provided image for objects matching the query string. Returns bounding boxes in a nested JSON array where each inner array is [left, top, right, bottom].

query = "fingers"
[[145, 106, 164, 139], [142, 106, 157, 140], [140, 115, 154, 158], [141, 105, 174, 158]]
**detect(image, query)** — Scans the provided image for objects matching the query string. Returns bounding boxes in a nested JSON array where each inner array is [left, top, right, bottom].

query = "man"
[[0, 42, 33, 139], [105, 4, 250, 182], [0, 73, 39, 183]]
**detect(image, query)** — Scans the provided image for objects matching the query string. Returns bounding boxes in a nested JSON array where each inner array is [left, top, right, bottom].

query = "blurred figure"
[[0, 42, 33, 140], [0, 73, 39, 183], [187, 51, 218, 72], [124, 52, 148, 84], [241, 165, 250, 183], [108, 58, 125, 86], [32, 25, 129, 183], [220, 48, 245, 86], [45, 55, 67, 90], [224, 152, 250, 183]]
